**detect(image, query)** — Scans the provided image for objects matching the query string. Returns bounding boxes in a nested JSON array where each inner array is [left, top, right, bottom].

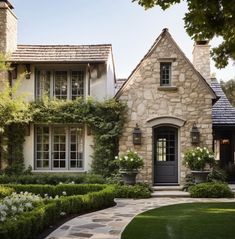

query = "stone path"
[[46, 197, 235, 239]]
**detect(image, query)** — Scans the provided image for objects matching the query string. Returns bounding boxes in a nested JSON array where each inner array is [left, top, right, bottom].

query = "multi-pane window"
[[160, 62, 171, 86], [36, 69, 85, 100], [35, 125, 84, 170], [156, 129, 176, 162]]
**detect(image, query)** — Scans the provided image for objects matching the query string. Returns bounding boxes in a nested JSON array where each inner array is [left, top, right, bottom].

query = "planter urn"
[[191, 170, 210, 184], [119, 170, 138, 185]]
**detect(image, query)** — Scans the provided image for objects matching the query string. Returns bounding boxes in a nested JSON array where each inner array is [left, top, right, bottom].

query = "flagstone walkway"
[[46, 197, 235, 239]]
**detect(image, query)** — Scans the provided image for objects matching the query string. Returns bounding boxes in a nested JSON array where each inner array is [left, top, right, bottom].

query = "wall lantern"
[[24, 64, 31, 79], [133, 124, 142, 145], [191, 123, 200, 144]]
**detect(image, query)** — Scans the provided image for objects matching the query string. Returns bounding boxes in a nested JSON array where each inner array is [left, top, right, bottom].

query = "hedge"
[[0, 185, 115, 239], [0, 173, 105, 185], [189, 182, 234, 198], [2, 184, 106, 197]]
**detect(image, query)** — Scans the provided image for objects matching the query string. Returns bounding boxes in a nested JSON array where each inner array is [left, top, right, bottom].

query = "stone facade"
[[0, 1, 17, 54], [117, 29, 216, 185]]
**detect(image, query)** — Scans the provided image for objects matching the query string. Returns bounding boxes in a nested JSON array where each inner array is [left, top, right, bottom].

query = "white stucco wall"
[[106, 53, 115, 98]]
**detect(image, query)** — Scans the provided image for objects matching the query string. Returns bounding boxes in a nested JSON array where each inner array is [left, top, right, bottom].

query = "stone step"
[[151, 191, 190, 198], [152, 186, 183, 191]]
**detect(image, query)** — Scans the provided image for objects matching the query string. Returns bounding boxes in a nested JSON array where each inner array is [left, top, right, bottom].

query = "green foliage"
[[183, 147, 215, 170], [116, 150, 144, 171], [224, 163, 235, 182], [182, 174, 195, 192], [114, 184, 151, 198], [189, 182, 234, 198], [30, 98, 125, 176], [0, 185, 115, 239], [0, 173, 105, 185], [0, 186, 14, 198], [132, 0, 235, 68], [221, 79, 235, 107], [4, 184, 106, 197], [207, 168, 227, 183]]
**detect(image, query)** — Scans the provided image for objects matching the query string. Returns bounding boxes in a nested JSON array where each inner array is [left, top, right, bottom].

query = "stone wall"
[[117, 31, 214, 185]]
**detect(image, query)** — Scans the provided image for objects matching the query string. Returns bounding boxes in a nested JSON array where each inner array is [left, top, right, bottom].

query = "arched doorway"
[[153, 126, 178, 184]]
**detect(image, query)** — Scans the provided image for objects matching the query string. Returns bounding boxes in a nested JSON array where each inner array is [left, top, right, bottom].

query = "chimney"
[[192, 40, 211, 84], [0, 0, 17, 54]]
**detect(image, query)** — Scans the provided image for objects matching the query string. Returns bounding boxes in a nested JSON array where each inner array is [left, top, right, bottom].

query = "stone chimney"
[[192, 40, 211, 84], [0, 0, 17, 54]]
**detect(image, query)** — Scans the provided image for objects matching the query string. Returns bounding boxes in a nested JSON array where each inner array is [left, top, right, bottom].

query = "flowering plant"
[[115, 150, 144, 171], [183, 147, 215, 171]]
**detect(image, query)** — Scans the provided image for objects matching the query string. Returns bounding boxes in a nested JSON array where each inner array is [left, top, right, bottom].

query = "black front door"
[[154, 126, 178, 184]]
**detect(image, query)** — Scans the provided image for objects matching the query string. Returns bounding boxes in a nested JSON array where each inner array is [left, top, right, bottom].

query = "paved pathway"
[[46, 197, 235, 239]]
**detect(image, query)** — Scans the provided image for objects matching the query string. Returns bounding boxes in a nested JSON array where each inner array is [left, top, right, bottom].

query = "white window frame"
[[34, 125, 84, 171]]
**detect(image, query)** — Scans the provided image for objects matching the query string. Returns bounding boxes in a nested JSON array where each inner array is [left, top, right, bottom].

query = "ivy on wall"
[[30, 97, 126, 177]]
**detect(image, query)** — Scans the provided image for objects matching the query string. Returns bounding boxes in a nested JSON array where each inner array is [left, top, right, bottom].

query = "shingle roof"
[[211, 78, 235, 126], [10, 44, 112, 63], [116, 78, 126, 92]]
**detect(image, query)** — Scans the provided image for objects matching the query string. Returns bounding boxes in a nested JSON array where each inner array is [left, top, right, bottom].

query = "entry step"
[[152, 186, 183, 191], [151, 190, 190, 198]]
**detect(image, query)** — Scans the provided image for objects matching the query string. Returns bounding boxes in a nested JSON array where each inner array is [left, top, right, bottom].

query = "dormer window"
[[160, 62, 171, 86]]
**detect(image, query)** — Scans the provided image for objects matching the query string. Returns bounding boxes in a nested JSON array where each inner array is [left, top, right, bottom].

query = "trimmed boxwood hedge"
[[4, 184, 106, 197], [114, 184, 151, 198], [0, 173, 105, 185], [189, 182, 234, 198], [0, 185, 115, 239]]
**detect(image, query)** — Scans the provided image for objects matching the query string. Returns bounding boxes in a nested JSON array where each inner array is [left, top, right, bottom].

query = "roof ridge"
[[16, 44, 112, 47]]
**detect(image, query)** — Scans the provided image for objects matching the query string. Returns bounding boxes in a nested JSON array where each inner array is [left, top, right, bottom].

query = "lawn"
[[121, 203, 235, 239]]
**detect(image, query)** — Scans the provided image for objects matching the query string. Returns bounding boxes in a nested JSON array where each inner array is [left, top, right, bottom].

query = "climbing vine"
[[30, 97, 126, 176]]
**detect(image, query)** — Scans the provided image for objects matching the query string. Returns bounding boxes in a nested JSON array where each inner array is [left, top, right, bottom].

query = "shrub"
[[0, 186, 14, 199], [225, 163, 235, 182], [0, 173, 105, 185], [183, 147, 215, 170], [0, 185, 115, 239], [114, 184, 151, 198], [189, 182, 234, 198], [4, 184, 106, 197], [207, 168, 227, 182]]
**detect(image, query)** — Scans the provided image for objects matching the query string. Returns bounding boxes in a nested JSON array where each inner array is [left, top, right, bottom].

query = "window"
[[35, 125, 84, 170], [160, 62, 171, 86], [36, 69, 85, 100]]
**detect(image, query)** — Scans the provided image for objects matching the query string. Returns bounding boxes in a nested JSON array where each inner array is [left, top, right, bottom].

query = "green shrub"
[[207, 168, 227, 182], [189, 182, 234, 198], [0, 185, 115, 239], [0, 173, 105, 185], [114, 184, 151, 198], [4, 184, 106, 197], [0, 186, 14, 198]]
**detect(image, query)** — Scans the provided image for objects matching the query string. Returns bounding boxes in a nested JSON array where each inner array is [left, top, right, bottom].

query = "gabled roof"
[[211, 78, 235, 127], [10, 44, 112, 63], [115, 28, 217, 99]]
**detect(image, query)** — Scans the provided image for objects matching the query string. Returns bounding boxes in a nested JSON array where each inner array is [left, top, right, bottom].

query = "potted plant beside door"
[[183, 147, 215, 184], [116, 150, 144, 185]]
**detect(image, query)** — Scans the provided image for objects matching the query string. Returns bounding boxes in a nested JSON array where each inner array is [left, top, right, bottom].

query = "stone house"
[[116, 29, 235, 185], [1, 0, 235, 184], [0, 0, 116, 172]]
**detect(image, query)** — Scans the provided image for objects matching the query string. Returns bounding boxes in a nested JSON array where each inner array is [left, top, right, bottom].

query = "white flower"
[[192, 153, 195, 156], [198, 157, 201, 161], [60, 212, 66, 216], [115, 156, 119, 160], [62, 191, 67, 196], [71, 181, 75, 184], [130, 158, 134, 162], [124, 156, 128, 160], [59, 182, 63, 185]]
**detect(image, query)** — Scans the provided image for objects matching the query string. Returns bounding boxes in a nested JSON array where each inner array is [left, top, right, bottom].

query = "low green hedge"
[[0, 173, 105, 185], [114, 184, 151, 198], [0, 185, 115, 239], [0, 186, 14, 199], [189, 182, 234, 198], [3, 184, 106, 197]]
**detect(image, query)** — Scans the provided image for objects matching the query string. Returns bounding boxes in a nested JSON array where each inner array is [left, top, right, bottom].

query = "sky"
[[11, 0, 234, 81]]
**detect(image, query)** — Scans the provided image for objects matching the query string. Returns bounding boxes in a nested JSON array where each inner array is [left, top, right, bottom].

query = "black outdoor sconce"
[[191, 123, 200, 144], [133, 124, 142, 145]]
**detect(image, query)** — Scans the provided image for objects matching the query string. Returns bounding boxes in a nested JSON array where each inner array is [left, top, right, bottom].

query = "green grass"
[[121, 203, 235, 239]]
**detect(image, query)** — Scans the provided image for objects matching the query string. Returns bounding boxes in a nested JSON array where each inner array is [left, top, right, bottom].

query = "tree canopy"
[[221, 79, 235, 107], [133, 0, 235, 68]]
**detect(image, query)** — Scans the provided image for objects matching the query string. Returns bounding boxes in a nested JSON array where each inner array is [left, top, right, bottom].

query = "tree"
[[221, 79, 235, 107], [132, 0, 235, 68]]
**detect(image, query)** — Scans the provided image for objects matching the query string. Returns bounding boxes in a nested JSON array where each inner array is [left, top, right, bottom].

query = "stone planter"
[[191, 170, 210, 184], [120, 170, 138, 185]]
